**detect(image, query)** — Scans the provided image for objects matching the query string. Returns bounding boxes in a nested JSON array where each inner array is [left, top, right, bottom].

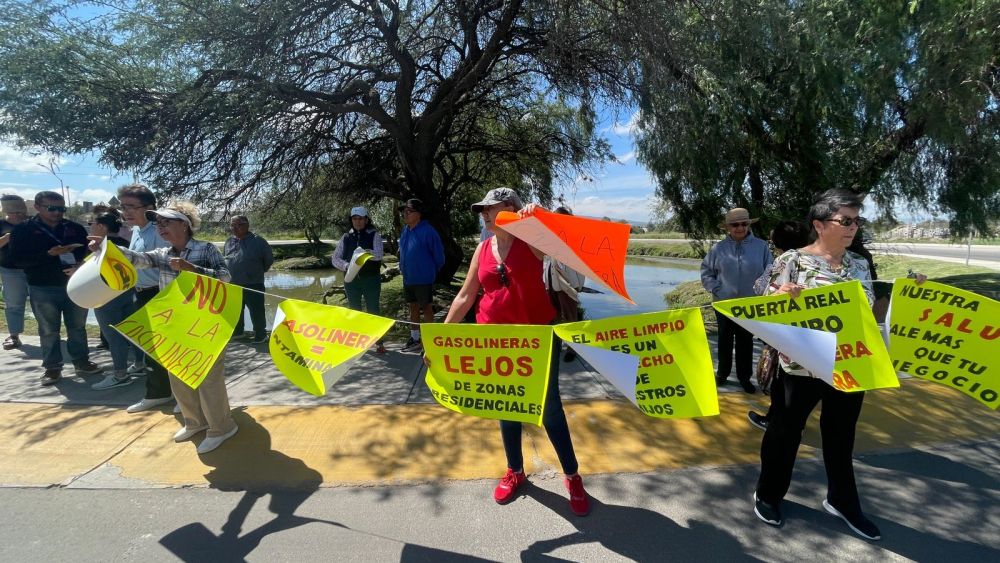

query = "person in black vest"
[[331, 206, 385, 353]]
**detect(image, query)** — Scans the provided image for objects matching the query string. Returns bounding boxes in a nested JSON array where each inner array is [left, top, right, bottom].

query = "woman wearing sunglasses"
[[91, 202, 239, 455], [752, 189, 927, 540], [437, 187, 590, 517]]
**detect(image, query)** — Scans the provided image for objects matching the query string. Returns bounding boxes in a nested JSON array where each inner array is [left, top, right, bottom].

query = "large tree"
[[0, 0, 630, 279], [632, 0, 999, 239]]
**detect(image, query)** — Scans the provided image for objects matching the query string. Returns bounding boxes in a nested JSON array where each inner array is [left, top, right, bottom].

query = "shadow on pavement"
[[160, 410, 336, 561], [520, 483, 760, 562]]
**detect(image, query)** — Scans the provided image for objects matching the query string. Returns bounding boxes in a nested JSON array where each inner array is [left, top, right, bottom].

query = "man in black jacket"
[[9, 191, 101, 385]]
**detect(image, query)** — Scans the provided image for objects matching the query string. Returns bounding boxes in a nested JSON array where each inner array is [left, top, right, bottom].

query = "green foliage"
[[0, 0, 627, 278], [633, 0, 1000, 239]]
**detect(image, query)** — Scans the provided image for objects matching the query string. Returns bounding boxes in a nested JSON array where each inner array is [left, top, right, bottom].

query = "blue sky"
[[0, 109, 658, 223]]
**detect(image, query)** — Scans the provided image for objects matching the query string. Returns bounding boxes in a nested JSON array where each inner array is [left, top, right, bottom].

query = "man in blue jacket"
[[398, 198, 445, 351], [701, 207, 772, 393]]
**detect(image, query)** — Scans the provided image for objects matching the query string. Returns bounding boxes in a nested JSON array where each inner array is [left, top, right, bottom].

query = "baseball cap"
[[350, 206, 368, 217], [471, 188, 523, 213]]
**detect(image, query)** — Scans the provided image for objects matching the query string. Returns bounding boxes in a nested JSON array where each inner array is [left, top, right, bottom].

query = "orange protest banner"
[[495, 208, 633, 303]]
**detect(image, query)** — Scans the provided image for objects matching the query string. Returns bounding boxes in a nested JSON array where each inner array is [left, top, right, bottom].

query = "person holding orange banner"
[[438, 187, 590, 517]]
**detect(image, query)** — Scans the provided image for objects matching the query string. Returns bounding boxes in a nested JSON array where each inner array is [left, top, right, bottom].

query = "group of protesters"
[[1, 186, 274, 453], [2, 183, 922, 538]]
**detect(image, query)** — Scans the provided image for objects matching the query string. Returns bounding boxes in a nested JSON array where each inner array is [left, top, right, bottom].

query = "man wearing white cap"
[[224, 215, 273, 344], [701, 207, 772, 393], [331, 206, 386, 353]]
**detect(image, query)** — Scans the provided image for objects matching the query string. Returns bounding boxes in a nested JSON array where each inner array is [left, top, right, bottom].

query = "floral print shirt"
[[764, 249, 874, 378]]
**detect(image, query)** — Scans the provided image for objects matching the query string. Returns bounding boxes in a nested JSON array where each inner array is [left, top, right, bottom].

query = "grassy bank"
[[664, 254, 999, 332]]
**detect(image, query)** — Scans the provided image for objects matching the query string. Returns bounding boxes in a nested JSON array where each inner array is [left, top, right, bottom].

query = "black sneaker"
[[748, 411, 768, 431], [715, 376, 728, 387], [402, 337, 422, 351], [40, 369, 62, 386], [823, 500, 881, 540], [754, 492, 782, 527], [251, 333, 270, 344], [563, 349, 578, 362], [74, 360, 102, 375], [740, 380, 757, 394]]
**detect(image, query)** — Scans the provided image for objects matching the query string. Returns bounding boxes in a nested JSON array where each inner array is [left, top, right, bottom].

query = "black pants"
[[234, 282, 267, 339], [500, 335, 579, 475], [135, 287, 172, 400], [715, 311, 754, 383], [756, 369, 866, 515], [764, 370, 785, 420]]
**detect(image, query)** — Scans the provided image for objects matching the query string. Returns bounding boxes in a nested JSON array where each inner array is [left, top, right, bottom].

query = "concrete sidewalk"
[[1, 336, 998, 490]]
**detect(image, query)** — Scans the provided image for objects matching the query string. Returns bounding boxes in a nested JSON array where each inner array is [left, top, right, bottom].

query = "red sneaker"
[[493, 468, 526, 504], [565, 474, 591, 516]]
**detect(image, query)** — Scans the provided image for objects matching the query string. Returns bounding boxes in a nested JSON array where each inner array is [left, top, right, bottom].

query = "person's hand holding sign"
[[169, 257, 197, 272], [774, 282, 803, 299]]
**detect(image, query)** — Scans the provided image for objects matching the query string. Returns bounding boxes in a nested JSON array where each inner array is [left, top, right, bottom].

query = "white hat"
[[344, 247, 374, 283], [145, 208, 192, 227], [350, 206, 368, 217]]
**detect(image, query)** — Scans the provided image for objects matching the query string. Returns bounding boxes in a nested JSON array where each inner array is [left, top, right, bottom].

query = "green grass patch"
[[628, 241, 705, 259]]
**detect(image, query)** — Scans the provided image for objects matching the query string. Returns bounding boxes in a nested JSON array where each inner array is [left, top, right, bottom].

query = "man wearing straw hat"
[[701, 207, 772, 393]]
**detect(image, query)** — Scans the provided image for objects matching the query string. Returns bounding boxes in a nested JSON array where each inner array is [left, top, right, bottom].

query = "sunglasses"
[[153, 217, 182, 225], [728, 221, 750, 228], [825, 216, 867, 228], [495, 263, 510, 288], [46, 205, 67, 213]]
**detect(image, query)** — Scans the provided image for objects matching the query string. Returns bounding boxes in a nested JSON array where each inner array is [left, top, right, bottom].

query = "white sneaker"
[[173, 425, 209, 442], [173, 403, 182, 414], [126, 397, 174, 413], [127, 363, 150, 376], [91, 373, 133, 391], [196, 425, 239, 454]]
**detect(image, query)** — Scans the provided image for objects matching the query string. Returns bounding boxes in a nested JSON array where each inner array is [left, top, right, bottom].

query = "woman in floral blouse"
[[753, 189, 883, 540]]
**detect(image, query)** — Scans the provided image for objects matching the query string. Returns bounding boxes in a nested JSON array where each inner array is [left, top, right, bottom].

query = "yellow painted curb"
[[1, 379, 996, 489]]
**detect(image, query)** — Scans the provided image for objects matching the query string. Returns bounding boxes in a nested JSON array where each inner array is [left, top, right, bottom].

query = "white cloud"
[[609, 110, 641, 136], [566, 194, 657, 223], [615, 151, 636, 164], [78, 188, 115, 202], [0, 144, 64, 172]]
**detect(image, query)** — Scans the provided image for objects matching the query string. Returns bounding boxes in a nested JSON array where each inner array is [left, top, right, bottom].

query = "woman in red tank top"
[[435, 187, 590, 517]]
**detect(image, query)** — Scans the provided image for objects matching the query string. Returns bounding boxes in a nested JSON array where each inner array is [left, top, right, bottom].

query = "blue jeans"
[[0, 266, 28, 335], [500, 335, 579, 475], [28, 285, 90, 370], [94, 289, 135, 371]]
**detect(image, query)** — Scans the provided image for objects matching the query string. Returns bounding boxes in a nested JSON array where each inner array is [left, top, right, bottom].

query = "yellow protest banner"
[[101, 240, 138, 290], [555, 309, 718, 418], [114, 271, 242, 389], [269, 299, 395, 396], [423, 323, 554, 425], [888, 279, 999, 409], [714, 281, 897, 392]]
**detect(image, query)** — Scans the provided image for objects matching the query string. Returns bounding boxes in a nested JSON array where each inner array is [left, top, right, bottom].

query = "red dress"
[[476, 238, 556, 325]]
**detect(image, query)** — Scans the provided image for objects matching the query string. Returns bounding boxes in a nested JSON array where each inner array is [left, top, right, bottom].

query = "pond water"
[[84, 256, 701, 328]]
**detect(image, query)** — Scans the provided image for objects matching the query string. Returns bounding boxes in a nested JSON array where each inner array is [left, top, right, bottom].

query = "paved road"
[[2, 333, 999, 560], [2, 439, 997, 562]]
